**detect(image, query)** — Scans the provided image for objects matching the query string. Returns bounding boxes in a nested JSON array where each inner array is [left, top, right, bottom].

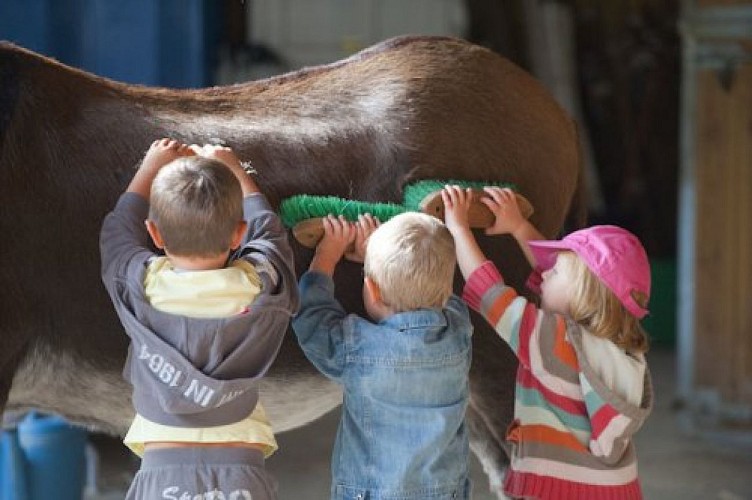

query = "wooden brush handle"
[[291, 217, 358, 251], [419, 190, 534, 228], [292, 218, 327, 249]]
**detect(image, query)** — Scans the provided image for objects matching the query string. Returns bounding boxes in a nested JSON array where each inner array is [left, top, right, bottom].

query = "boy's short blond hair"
[[149, 157, 243, 257], [364, 212, 456, 312]]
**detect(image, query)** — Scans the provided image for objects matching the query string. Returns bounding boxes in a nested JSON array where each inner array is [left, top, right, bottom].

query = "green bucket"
[[642, 258, 677, 346]]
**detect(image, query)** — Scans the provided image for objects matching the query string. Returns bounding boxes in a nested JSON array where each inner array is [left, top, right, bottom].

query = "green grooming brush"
[[279, 195, 406, 248], [280, 180, 534, 248]]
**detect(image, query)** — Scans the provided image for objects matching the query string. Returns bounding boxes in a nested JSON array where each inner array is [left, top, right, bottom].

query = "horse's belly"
[[261, 375, 342, 432], [7, 343, 343, 435]]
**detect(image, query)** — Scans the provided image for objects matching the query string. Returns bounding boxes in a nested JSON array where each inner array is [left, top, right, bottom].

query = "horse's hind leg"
[[467, 316, 518, 499]]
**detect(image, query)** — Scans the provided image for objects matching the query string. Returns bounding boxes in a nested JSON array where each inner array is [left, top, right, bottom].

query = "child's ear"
[[364, 276, 383, 305], [364, 277, 394, 320], [230, 221, 248, 250], [145, 220, 165, 249]]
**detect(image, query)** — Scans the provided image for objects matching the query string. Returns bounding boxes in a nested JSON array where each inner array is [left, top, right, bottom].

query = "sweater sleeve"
[[291, 271, 349, 382], [462, 261, 542, 367]]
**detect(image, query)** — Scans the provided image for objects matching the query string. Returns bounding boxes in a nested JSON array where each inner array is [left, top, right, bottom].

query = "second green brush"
[[279, 180, 534, 248]]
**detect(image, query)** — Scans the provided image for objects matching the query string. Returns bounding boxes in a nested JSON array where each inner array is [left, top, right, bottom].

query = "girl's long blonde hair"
[[561, 252, 650, 354]]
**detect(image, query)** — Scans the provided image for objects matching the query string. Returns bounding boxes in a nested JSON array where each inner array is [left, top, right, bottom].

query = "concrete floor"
[[89, 347, 752, 499]]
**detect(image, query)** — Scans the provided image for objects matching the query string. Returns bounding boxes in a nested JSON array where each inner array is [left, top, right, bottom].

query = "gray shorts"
[[126, 447, 277, 500]]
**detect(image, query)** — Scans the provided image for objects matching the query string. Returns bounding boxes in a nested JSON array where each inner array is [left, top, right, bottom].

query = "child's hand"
[[191, 143, 259, 195], [310, 215, 356, 275], [318, 215, 356, 258], [140, 138, 193, 172], [441, 185, 474, 235], [481, 187, 525, 236], [345, 214, 380, 263], [191, 144, 242, 169], [127, 138, 193, 198]]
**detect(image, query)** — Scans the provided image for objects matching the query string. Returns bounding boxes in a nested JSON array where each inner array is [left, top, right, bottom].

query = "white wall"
[[216, 0, 467, 83]]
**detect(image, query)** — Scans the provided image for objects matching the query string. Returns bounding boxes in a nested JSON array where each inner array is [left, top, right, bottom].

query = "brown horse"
[[0, 35, 582, 495]]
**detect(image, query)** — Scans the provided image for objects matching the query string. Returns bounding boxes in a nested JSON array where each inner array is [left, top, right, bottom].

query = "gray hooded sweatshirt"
[[100, 192, 298, 427]]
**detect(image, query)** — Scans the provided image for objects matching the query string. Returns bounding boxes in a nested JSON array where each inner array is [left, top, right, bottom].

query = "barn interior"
[[1, 0, 751, 499]]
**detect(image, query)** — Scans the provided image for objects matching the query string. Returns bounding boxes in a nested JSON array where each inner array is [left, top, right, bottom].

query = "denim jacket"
[[292, 271, 473, 500]]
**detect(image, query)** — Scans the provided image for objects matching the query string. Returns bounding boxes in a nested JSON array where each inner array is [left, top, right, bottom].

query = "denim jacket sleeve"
[[291, 271, 348, 382]]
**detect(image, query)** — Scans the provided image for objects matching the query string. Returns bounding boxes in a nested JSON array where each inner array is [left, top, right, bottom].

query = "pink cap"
[[527, 225, 650, 319]]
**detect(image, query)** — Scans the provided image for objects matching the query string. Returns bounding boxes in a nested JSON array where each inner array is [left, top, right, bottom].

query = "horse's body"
[[0, 36, 582, 494]]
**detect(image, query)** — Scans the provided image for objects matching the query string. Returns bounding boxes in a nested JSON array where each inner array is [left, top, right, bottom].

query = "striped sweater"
[[463, 261, 653, 500]]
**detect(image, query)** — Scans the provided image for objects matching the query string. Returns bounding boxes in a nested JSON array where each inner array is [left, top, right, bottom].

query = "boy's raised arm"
[[195, 144, 294, 292], [101, 139, 190, 284], [292, 215, 357, 381], [442, 186, 488, 280]]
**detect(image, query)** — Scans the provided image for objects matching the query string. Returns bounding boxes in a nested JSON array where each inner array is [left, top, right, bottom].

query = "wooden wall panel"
[[697, 0, 752, 7], [693, 64, 752, 405]]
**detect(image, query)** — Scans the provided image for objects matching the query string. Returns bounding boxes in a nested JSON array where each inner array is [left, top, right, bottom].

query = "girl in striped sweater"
[[442, 186, 653, 500]]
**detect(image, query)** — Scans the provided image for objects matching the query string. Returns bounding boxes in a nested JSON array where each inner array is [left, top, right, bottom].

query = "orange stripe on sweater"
[[553, 316, 579, 371], [507, 424, 587, 453], [486, 287, 517, 327]]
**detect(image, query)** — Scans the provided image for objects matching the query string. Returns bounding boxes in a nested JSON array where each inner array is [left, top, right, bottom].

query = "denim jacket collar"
[[379, 308, 448, 332]]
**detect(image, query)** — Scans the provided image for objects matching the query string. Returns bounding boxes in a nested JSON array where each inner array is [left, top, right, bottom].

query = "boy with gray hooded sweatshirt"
[[100, 138, 298, 500]]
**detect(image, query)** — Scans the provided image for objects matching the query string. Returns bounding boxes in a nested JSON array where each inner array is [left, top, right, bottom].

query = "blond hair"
[[149, 157, 243, 257], [364, 212, 456, 312], [561, 252, 650, 354]]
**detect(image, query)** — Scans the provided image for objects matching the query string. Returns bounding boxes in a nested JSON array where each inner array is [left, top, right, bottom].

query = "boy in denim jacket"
[[292, 212, 473, 500]]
